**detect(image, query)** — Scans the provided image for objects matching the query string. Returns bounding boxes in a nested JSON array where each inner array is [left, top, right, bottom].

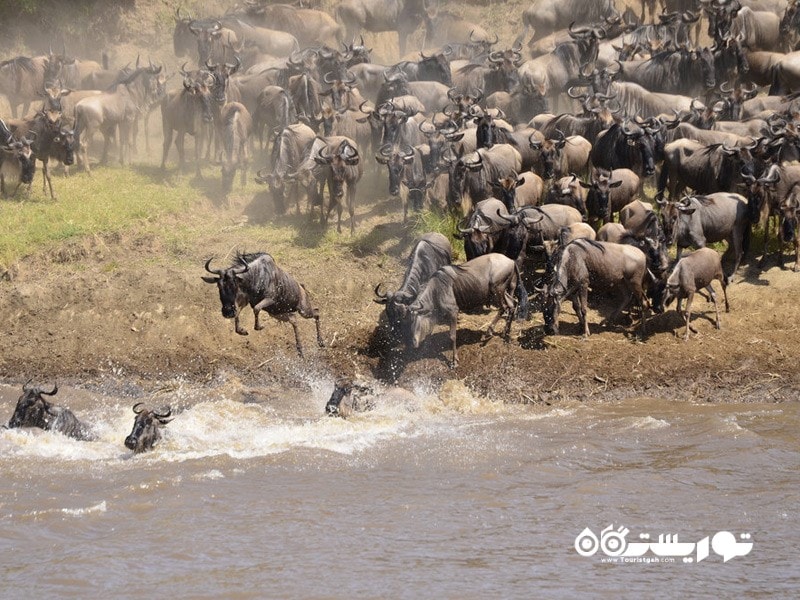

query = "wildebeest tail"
[[514, 264, 530, 321]]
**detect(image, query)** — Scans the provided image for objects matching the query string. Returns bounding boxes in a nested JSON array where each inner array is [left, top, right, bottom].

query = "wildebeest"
[[220, 102, 252, 195], [246, 2, 343, 48], [522, 0, 616, 40], [656, 138, 757, 201], [255, 122, 316, 215], [324, 378, 417, 418], [658, 192, 751, 277], [374, 232, 453, 341], [0, 118, 36, 198], [324, 378, 376, 417], [202, 252, 324, 357], [543, 239, 650, 337], [336, 0, 425, 56], [124, 403, 173, 454], [0, 53, 64, 118], [616, 46, 716, 98], [5, 381, 95, 441], [311, 136, 364, 234], [662, 247, 730, 340], [75, 65, 162, 172], [543, 174, 588, 217], [491, 171, 545, 211], [160, 77, 214, 176], [374, 143, 426, 221], [581, 168, 640, 226], [743, 164, 800, 267], [407, 253, 525, 367], [13, 112, 76, 200], [591, 119, 661, 178], [446, 144, 523, 214]]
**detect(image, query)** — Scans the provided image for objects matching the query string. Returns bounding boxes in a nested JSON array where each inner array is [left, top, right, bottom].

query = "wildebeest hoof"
[[236, 329, 249, 336], [254, 323, 265, 330]]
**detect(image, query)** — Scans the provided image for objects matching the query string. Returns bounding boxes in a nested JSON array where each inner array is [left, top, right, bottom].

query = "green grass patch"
[[0, 165, 198, 270]]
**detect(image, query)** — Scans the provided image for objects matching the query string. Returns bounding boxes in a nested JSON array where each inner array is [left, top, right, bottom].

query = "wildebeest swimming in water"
[[5, 381, 95, 441], [124, 403, 173, 453], [324, 378, 416, 418]]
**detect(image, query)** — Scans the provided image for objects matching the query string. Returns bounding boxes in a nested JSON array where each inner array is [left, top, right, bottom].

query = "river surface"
[[1, 377, 798, 598]]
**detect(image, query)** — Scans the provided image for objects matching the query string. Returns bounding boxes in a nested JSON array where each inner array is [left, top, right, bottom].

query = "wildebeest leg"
[[706, 283, 722, 330], [794, 236, 800, 272], [278, 313, 305, 357], [234, 309, 248, 335], [449, 317, 459, 369], [0, 173, 5, 197], [348, 186, 356, 235], [604, 287, 633, 330], [759, 216, 771, 267], [44, 158, 55, 199], [683, 291, 695, 340], [176, 133, 186, 173], [577, 285, 590, 338], [298, 298, 324, 348], [161, 127, 173, 170]]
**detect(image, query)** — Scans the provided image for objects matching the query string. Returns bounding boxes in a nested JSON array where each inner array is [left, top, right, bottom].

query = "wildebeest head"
[[376, 70, 410, 105], [184, 77, 214, 124], [173, 8, 203, 57], [491, 172, 526, 212], [1, 136, 36, 184], [202, 256, 249, 319], [416, 51, 453, 86], [375, 143, 414, 196], [580, 168, 623, 222], [124, 403, 172, 453], [621, 119, 657, 177], [314, 139, 360, 200], [52, 128, 76, 166], [7, 381, 59, 430], [530, 129, 567, 179], [321, 70, 358, 111], [324, 378, 375, 418], [205, 57, 240, 105], [374, 283, 415, 340]]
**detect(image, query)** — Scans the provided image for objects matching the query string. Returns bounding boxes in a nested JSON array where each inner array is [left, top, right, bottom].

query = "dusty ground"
[[1, 177, 798, 406]]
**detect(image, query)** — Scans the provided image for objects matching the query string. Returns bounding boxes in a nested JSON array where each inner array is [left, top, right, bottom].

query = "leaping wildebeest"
[[5, 381, 95, 441], [202, 252, 324, 357], [124, 403, 173, 454]]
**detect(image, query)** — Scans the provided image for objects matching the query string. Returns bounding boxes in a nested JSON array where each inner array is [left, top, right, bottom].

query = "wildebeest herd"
[[3, 0, 800, 403]]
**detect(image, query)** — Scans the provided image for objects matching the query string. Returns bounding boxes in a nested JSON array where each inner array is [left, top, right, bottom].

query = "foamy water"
[[1, 381, 798, 597]]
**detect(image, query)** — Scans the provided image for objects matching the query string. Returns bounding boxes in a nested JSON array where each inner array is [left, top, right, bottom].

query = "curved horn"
[[323, 71, 336, 84], [42, 384, 58, 396], [204, 257, 224, 275], [133, 402, 145, 415], [154, 407, 172, 419], [374, 283, 388, 300]]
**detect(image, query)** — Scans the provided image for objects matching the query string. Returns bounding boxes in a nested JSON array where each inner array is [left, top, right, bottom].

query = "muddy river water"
[[1, 377, 798, 597]]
